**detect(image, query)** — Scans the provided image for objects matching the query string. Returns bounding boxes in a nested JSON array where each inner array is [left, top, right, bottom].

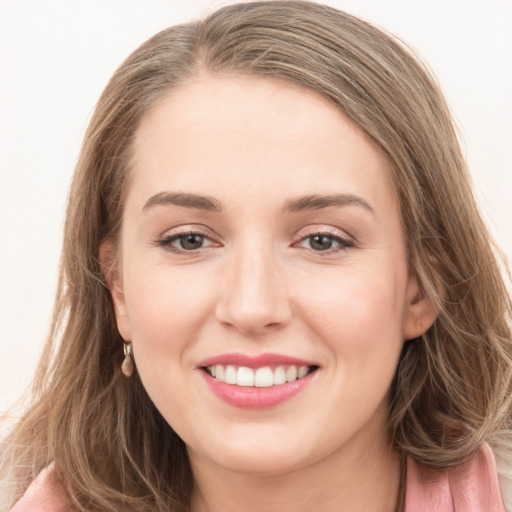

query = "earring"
[[121, 342, 134, 378]]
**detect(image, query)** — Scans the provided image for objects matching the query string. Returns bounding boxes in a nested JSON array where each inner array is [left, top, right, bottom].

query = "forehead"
[[128, 75, 396, 213]]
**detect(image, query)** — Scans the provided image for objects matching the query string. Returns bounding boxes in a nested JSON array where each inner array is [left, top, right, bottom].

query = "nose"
[[215, 242, 292, 335]]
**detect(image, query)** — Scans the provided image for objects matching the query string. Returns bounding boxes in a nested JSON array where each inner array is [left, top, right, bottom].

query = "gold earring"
[[121, 342, 134, 378]]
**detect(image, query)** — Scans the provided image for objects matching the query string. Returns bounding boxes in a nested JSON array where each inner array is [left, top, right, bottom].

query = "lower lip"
[[201, 370, 315, 409]]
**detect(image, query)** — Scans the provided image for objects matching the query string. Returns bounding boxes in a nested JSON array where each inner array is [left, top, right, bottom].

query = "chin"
[[187, 425, 323, 477], [210, 448, 310, 477]]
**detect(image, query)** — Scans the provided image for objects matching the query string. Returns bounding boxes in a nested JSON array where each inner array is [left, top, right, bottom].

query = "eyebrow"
[[142, 191, 373, 215], [143, 192, 223, 212], [283, 194, 374, 214]]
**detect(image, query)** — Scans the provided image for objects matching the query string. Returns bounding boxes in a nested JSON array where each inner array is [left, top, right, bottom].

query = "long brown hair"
[[2, 2, 511, 510]]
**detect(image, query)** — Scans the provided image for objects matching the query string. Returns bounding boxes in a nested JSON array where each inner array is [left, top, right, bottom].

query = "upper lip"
[[197, 353, 318, 369]]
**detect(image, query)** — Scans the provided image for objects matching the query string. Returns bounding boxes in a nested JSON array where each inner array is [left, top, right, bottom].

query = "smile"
[[198, 354, 319, 409], [205, 364, 315, 387]]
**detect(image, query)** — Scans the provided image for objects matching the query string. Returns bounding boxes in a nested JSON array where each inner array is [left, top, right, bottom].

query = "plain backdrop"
[[1, 0, 511, 414]]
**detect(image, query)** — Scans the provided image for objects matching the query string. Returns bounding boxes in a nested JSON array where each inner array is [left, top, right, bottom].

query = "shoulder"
[[405, 442, 506, 512], [9, 464, 73, 512]]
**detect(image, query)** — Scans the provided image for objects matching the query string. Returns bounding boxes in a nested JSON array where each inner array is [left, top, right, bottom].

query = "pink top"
[[10, 444, 506, 511], [405, 443, 505, 512]]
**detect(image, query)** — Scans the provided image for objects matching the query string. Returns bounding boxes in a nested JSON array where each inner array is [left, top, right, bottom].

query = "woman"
[[2, 1, 511, 511]]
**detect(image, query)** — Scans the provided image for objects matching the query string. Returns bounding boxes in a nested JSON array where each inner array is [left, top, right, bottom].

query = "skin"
[[105, 75, 436, 512]]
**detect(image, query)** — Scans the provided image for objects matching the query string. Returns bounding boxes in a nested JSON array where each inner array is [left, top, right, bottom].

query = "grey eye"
[[309, 235, 334, 251], [296, 232, 354, 253], [178, 233, 205, 250]]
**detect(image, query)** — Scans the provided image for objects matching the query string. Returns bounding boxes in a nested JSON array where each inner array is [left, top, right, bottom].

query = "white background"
[[1, 0, 511, 415]]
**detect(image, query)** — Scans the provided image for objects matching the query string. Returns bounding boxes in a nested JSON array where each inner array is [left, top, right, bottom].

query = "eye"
[[156, 230, 217, 253], [175, 233, 207, 250], [296, 232, 354, 253]]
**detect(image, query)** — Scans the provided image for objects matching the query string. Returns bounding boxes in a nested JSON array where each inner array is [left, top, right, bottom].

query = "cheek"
[[125, 258, 211, 326], [121, 265, 219, 430], [122, 262, 217, 378], [299, 263, 406, 372], [296, 266, 406, 438], [305, 263, 404, 327]]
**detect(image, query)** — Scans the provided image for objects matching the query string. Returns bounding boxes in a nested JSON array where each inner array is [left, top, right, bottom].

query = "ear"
[[99, 239, 132, 342], [402, 273, 438, 341]]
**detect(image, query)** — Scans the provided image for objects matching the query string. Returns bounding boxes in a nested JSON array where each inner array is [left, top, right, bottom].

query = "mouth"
[[197, 353, 319, 409], [202, 364, 319, 388]]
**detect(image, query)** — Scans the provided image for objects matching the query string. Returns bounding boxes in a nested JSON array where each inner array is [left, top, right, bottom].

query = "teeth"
[[225, 365, 237, 384], [215, 365, 225, 382], [207, 364, 313, 387], [298, 366, 309, 379], [237, 366, 254, 386], [273, 366, 287, 385], [286, 365, 297, 382], [255, 367, 274, 387]]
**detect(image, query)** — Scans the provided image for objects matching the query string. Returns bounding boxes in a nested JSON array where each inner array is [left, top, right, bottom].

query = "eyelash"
[[295, 229, 355, 255], [155, 228, 355, 255]]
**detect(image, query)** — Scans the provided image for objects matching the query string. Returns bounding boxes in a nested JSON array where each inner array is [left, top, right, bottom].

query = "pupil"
[[310, 235, 332, 251], [181, 234, 203, 250]]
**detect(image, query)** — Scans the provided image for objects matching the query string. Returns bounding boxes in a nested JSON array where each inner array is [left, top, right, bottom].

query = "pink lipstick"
[[197, 353, 318, 409]]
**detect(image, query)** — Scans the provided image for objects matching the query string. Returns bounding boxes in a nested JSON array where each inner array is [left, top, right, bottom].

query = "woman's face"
[[108, 76, 434, 476]]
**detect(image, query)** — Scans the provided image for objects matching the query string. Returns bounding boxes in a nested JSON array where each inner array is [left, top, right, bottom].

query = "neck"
[[188, 432, 402, 512]]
